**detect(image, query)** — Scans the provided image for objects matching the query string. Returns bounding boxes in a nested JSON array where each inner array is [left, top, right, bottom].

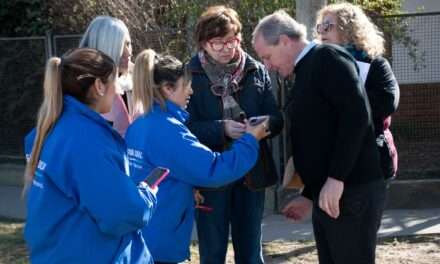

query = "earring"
[[99, 92, 104, 96]]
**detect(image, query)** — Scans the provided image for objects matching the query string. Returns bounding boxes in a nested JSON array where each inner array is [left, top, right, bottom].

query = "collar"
[[63, 95, 122, 139], [294, 40, 318, 66], [189, 52, 258, 75], [152, 100, 189, 123], [64, 95, 107, 125]]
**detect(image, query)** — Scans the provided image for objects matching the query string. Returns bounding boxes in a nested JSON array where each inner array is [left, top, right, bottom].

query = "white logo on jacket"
[[127, 148, 144, 170], [32, 160, 47, 189], [37, 160, 47, 171]]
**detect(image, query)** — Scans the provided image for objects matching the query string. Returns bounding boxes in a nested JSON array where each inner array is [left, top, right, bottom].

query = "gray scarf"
[[198, 49, 246, 121]]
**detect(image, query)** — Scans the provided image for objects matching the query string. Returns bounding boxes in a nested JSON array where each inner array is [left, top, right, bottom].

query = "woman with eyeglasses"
[[125, 49, 270, 264], [186, 5, 283, 264], [315, 3, 399, 182]]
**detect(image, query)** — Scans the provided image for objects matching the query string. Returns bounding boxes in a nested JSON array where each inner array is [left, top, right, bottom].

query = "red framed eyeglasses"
[[208, 37, 240, 51]]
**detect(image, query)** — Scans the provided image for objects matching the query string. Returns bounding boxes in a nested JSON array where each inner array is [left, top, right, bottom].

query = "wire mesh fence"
[[0, 37, 46, 156], [53, 35, 82, 57], [377, 12, 440, 179]]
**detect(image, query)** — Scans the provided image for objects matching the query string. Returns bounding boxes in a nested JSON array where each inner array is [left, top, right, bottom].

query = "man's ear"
[[93, 78, 106, 97], [279, 34, 290, 46]]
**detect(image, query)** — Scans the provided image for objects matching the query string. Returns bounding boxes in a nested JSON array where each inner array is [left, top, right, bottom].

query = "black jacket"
[[286, 44, 383, 200], [364, 56, 400, 134]]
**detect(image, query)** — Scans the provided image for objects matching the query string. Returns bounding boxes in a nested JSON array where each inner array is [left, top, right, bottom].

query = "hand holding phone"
[[249, 115, 269, 126], [245, 116, 271, 140], [144, 167, 170, 189]]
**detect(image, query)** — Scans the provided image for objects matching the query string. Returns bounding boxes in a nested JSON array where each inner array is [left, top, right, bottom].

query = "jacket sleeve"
[[186, 93, 226, 147], [320, 48, 371, 182], [365, 57, 400, 120], [145, 120, 259, 188], [260, 68, 284, 138], [301, 185, 313, 201], [70, 141, 156, 237]]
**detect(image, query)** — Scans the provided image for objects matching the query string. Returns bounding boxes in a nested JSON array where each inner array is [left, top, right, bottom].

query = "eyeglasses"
[[208, 37, 240, 52], [316, 22, 336, 34]]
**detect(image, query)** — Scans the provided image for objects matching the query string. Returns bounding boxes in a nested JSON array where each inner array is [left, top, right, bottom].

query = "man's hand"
[[282, 195, 312, 222], [319, 177, 344, 219], [223, 120, 246, 139]]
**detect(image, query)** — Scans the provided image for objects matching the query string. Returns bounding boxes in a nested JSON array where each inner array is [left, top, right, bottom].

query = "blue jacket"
[[24, 95, 156, 264], [125, 100, 259, 262]]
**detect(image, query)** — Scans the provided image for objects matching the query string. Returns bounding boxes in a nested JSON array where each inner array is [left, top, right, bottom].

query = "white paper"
[[356, 60, 371, 85]]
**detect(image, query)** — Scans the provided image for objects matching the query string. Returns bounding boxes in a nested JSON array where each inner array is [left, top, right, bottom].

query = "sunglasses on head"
[[316, 22, 336, 34]]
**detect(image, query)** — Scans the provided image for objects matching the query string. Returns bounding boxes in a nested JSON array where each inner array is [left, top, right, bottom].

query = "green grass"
[[0, 218, 28, 263]]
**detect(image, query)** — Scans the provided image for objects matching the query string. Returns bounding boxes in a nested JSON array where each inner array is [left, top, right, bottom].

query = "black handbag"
[[244, 141, 278, 190]]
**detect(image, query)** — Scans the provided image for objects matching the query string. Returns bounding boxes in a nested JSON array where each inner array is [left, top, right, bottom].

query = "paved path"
[[260, 209, 440, 242], [1, 185, 439, 242]]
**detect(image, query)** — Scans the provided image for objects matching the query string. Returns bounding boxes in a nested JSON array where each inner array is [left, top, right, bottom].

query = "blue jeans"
[[196, 182, 265, 264]]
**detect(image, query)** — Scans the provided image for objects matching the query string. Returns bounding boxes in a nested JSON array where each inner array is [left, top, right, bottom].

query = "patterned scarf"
[[198, 49, 246, 121]]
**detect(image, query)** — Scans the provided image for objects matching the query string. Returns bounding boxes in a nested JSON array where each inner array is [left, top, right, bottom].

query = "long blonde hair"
[[24, 58, 63, 191], [315, 3, 385, 58], [132, 49, 190, 117], [24, 48, 116, 192]]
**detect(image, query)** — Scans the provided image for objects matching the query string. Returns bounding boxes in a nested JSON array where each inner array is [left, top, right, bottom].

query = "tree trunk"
[[295, 0, 327, 40]]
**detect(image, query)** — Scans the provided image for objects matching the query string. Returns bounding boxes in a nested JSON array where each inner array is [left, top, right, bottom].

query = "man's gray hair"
[[79, 16, 129, 66], [252, 10, 307, 45]]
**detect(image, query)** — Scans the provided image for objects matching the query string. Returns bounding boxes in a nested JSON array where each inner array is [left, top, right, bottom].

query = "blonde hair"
[[315, 3, 385, 58], [24, 58, 63, 191], [132, 49, 190, 117], [24, 48, 116, 192]]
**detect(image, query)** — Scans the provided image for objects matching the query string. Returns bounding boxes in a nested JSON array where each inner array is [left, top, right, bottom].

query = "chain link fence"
[[0, 37, 46, 157], [378, 12, 440, 180]]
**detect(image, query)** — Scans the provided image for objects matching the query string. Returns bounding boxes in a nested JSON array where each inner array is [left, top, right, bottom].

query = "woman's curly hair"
[[315, 3, 385, 58]]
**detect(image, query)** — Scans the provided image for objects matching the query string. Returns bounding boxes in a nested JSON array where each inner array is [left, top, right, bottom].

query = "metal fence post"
[[45, 30, 54, 60]]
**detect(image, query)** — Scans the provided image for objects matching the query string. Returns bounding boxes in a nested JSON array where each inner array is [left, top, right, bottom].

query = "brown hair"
[[132, 49, 191, 117], [194, 5, 242, 49], [24, 48, 116, 191]]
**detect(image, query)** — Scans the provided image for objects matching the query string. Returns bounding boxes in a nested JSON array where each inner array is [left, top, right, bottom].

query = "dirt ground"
[[2, 219, 439, 264], [188, 236, 440, 264]]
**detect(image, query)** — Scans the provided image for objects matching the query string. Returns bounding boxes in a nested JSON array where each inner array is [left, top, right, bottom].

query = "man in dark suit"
[[252, 10, 386, 264]]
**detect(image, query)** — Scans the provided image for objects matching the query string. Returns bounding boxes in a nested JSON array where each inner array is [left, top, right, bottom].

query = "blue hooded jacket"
[[125, 100, 259, 262], [24, 95, 156, 264]]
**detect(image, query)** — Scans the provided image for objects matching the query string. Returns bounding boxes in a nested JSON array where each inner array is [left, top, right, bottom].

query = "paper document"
[[356, 60, 371, 85]]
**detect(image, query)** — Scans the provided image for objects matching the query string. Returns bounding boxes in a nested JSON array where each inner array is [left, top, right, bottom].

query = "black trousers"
[[312, 180, 386, 264]]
